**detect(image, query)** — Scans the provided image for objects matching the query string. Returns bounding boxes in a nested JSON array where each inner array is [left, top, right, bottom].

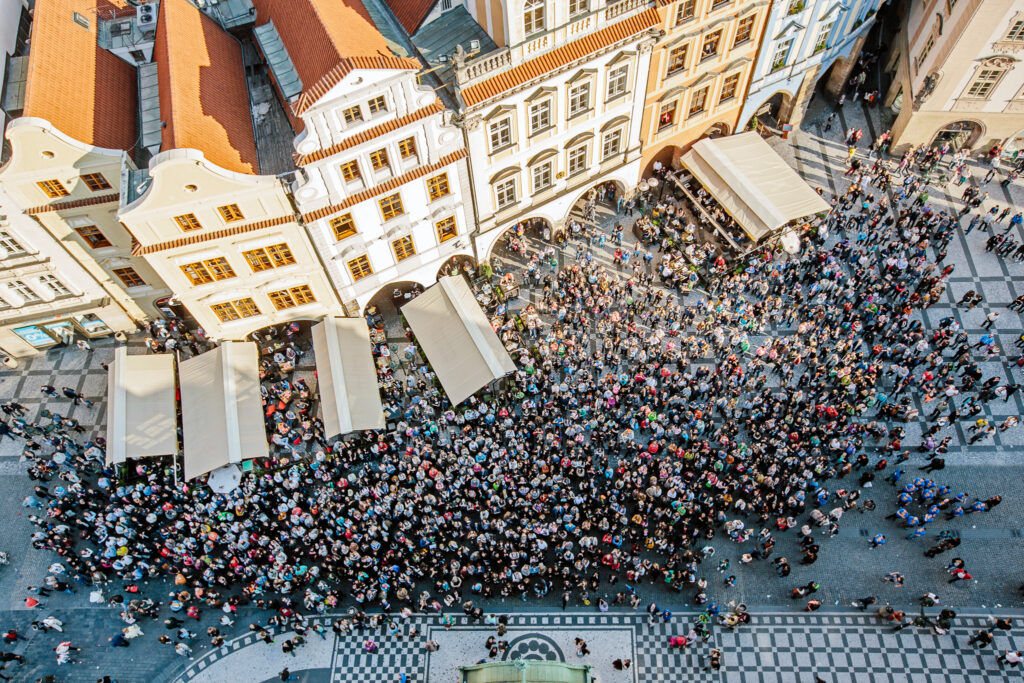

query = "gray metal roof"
[[138, 62, 163, 157], [412, 6, 496, 83], [3, 56, 28, 112], [253, 19, 303, 100]]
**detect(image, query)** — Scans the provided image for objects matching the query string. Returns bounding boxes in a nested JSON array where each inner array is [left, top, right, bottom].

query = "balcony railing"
[[456, 47, 512, 85], [606, 0, 646, 20]]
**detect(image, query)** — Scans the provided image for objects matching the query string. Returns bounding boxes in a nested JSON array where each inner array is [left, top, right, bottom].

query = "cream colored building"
[[639, 0, 769, 176], [885, 0, 1024, 153], [119, 0, 340, 340], [0, 0, 171, 325]]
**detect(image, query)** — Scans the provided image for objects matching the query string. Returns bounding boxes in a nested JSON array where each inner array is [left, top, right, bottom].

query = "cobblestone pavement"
[[0, 97, 1022, 680]]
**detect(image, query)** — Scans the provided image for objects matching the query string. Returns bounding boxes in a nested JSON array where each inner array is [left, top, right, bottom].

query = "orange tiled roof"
[[302, 149, 466, 223], [295, 101, 444, 166], [252, 0, 421, 115], [155, 0, 260, 174], [22, 0, 138, 153], [385, 0, 436, 34], [460, 8, 660, 107], [133, 215, 296, 255], [25, 193, 120, 215]]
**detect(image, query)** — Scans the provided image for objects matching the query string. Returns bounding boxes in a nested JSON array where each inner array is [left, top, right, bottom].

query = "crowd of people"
[[1, 88, 1021, 679]]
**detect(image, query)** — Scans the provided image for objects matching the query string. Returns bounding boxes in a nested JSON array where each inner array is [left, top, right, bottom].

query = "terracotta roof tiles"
[[154, 0, 260, 174], [252, 0, 421, 115], [25, 193, 120, 215], [385, 0, 436, 35], [460, 8, 660, 107], [22, 0, 138, 153], [133, 215, 296, 255], [302, 149, 466, 223], [295, 101, 444, 166]]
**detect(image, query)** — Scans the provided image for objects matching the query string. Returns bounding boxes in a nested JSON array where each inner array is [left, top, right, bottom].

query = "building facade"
[[884, 0, 1024, 154], [118, 0, 340, 341], [429, 0, 660, 262], [639, 0, 769, 176], [0, 0, 172, 327], [252, 0, 475, 314], [738, 0, 882, 130]]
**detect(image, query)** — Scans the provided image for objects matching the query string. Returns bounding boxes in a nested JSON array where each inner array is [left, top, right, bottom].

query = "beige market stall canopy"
[[179, 341, 268, 480], [311, 317, 385, 438], [105, 347, 176, 465], [401, 275, 516, 406], [681, 131, 830, 242]]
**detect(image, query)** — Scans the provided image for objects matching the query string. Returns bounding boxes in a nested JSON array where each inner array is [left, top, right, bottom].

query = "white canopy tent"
[[401, 275, 516, 406], [179, 341, 268, 481], [311, 317, 385, 438], [105, 347, 177, 465], [681, 132, 830, 243]]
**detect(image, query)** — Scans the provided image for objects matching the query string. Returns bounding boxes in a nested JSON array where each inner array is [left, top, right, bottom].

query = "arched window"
[[524, 0, 545, 36]]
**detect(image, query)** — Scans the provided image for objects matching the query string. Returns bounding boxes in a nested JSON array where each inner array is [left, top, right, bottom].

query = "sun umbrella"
[[207, 464, 242, 494]]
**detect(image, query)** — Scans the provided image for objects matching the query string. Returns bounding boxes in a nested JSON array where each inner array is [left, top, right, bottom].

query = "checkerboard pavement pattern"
[[171, 611, 1024, 683]]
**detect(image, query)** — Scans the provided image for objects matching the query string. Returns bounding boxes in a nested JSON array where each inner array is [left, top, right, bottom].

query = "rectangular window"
[[967, 69, 1003, 98], [175, 213, 202, 232], [269, 285, 316, 310], [569, 82, 591, 118], [398, 137, 418, 159], [532, 161, 553, 192], [347, 255, 373, 281], [378, 193, 404, 220], [735, 15, 755, 45], [529, 101, 551, 135], [80, 173, 111, 191], [343, 106, 363, 124], [0, 231, 25, 256], [607, 64, 629, 99], [524, 0, 544, 35], [369, 148, 390, 172], [113, 267, 145, 288], [814, 20, 834, 53], [772, 38, 793, 71], [368, 96, 387, 114], [37, 179, 69, 199], [340, 160, 361, 183], [74, 225, 111, 249], [489, 118, 512, 152], [569, 0, 587, 16], [712, 0, 730, 8], [39, 274, 71, 297], [330, 213, 357, 240], [916, 33, 935, 72], [211, 298, 260, 322], [1008, 20, 1024, 41], [675, 0, 696, 24], [567, 144, 588, 176], [788, 0, 804, 14], [391, 236, 416, 262], [181, 258, 235, 285], [689, 87, 709, 117], [495, 178, 517, 209], [427, 173, 451, 201], [10, 280, 39, 302], [667, 44, 689, 76], [217, 204, 244, 223], [659, 101, 676, 130], [720, 73, 740, 102], [243, 244, 295, 272], [436, 216, 458, 242], [602, 130, 622, 159], [701, 30, 722, 60]]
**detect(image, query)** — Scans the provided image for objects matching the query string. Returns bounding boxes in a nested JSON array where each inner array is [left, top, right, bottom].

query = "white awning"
[[311, 317, 385, 437], [179, 342, 269, 481], [105, 347, 177, 465], [401, 275, 516, 406], [681, 131, 830, 242]]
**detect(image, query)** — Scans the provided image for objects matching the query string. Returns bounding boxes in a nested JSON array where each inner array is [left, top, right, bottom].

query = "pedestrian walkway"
[[174, 611, 1024, 683]]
